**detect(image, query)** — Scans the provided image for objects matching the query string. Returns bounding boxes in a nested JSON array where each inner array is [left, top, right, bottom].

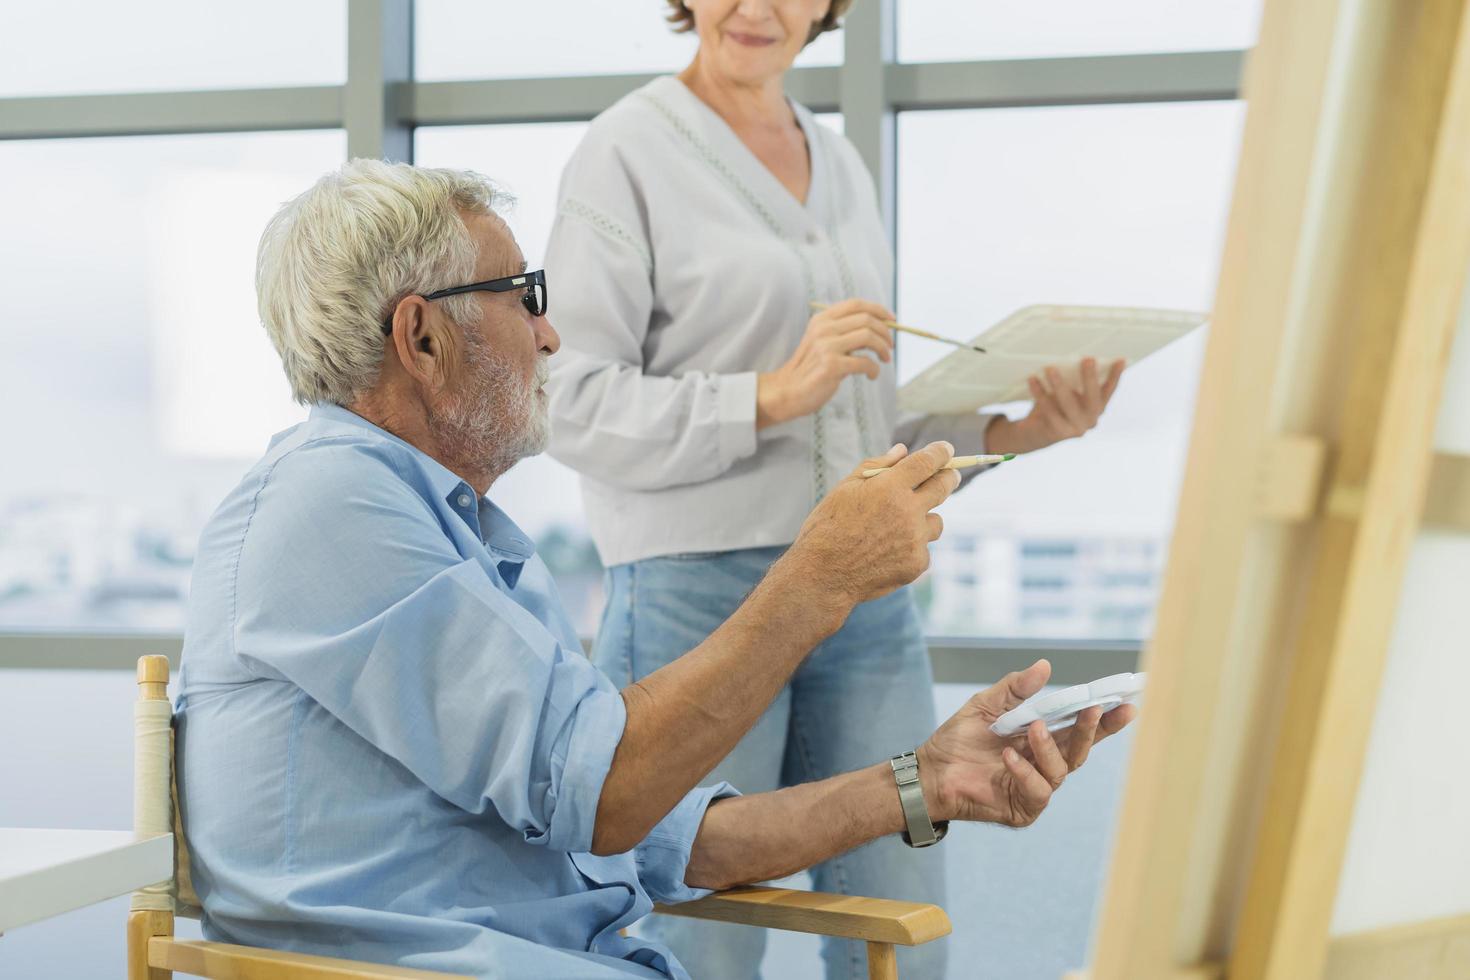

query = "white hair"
[[256, 158, 512, 405]]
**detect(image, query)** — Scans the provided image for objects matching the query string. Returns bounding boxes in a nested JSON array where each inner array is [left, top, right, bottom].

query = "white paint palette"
[[897, 305, 1207, 414], [989, 672, 1147, 737]]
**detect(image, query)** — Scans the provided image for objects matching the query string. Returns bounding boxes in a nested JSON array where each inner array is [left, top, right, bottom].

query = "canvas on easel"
[[1074, 1, 1470, 978]]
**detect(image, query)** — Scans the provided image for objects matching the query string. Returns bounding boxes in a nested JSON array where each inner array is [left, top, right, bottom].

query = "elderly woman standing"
[[546, 2, 1124, 978]]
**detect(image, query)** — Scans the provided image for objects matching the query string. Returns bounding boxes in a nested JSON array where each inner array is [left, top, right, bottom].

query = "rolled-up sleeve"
[[232, 442, 627, 854], [633, 782, 740, 905]]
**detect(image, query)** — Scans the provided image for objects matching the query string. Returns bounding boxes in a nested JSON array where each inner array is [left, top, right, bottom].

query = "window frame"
[[0, 0, 1246, 673]]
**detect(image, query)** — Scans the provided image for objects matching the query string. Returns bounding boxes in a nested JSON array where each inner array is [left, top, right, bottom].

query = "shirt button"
[[457, 493, 472, 508], [806, 230, 821, 246]]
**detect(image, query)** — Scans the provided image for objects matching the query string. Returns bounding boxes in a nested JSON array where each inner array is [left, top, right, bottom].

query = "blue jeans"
[[595, 546, 946, 980]]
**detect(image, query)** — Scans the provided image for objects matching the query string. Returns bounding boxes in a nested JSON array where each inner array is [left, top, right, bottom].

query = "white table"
[[0, 828, 173, 934]]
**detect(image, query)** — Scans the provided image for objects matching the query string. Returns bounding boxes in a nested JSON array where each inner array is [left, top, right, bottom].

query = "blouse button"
[[806, 230, 821, 246]]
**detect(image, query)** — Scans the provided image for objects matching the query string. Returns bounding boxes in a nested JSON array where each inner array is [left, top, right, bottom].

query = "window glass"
[[899, 0, 1263, 63], [416, 0, 841, 82], [0, 0, 347, 96], [0, 130, 345, 632], [898, 102, 1246, 638]]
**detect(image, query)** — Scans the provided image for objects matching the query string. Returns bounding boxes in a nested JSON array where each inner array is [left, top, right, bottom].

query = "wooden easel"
[[1075, 0, 1470, 977]]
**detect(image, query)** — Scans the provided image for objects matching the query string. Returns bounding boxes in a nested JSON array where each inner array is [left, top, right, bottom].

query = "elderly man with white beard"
[[174, 159, 1135, 980]]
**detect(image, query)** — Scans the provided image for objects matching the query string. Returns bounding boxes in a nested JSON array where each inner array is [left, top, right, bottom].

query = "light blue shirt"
[[177, 404, 733, 979]]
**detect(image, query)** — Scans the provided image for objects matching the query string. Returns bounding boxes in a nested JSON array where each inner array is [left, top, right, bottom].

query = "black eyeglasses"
[[381, 269, 548, 334]]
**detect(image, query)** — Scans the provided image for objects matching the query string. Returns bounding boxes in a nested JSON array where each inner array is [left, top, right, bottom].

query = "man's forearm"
[[590, 553, 852, 855], [683, 763, 907, 891]]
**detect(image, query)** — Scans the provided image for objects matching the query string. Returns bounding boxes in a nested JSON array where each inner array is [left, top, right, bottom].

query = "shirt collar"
[[652, 76, 824, 232], [308, 403, 468, 503], [479, 498, 536, 580], [308, 404, 538, 583]]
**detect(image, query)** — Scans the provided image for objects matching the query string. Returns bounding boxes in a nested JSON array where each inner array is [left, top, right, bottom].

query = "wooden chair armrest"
[[654, 885, 952, 946], [149, 937, 471, 979]]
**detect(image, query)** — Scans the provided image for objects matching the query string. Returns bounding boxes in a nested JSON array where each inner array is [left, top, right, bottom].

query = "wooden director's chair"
[[128, 655, 950, 980]]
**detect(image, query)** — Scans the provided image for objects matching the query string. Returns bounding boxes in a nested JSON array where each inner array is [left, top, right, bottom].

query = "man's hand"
[[683, 658, 1137, 889], [918, 660, 1135, 828], [778, 441, 960, 613], [600, 441, 958, 855], [985, 357, 1126, 457]]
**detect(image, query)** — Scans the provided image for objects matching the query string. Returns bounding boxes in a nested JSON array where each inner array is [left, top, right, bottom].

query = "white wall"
[[1330, 278, 1470, 934]]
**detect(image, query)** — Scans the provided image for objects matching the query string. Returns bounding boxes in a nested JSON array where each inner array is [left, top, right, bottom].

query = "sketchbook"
[[896, 304, 1208, 415]]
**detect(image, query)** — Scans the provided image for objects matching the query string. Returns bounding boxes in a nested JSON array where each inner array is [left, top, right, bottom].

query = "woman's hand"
[[985, 357, 1126, 456], [917, 660, 1135, 827], [756, 299, 894, 430]]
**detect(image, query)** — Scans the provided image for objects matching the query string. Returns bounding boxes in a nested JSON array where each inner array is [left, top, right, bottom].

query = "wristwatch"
[[890, 750, 948, 847]]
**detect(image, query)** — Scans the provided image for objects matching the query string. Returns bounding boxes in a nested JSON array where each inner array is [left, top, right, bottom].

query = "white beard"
[[433, 335, 549, 477]]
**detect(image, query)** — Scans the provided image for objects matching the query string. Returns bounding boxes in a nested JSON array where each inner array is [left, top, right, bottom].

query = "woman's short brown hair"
[[665, 0, 854, 46]]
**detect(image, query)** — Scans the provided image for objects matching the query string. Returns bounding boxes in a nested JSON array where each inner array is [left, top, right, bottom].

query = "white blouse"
[[545, 76, 994, 567]]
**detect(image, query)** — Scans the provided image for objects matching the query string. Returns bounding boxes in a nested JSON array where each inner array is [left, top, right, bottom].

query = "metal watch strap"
[[890, 750, 948, 848]]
